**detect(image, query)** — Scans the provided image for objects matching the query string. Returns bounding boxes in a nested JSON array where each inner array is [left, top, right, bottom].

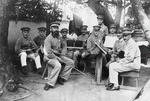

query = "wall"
[[7, 20, 46, 52]]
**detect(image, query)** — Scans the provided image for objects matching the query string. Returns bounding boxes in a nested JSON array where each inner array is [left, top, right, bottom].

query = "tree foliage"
[[8, 0, 62, 22]]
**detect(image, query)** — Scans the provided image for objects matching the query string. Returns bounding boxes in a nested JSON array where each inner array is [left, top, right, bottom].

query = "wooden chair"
[[120, 69, 140, 87]]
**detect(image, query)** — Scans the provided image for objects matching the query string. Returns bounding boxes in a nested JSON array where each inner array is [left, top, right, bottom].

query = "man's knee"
[[74, 51, 80, 57], [20, 52, 27, 57]]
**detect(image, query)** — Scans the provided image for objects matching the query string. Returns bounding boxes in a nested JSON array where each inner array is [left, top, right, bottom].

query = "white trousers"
[[19, 52, 42, 69], [109, 62, 135, 85]]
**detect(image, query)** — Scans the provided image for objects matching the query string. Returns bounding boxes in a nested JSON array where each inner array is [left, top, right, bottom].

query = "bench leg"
[[121, 77, 124, 85], [41, 64, 48, 79]]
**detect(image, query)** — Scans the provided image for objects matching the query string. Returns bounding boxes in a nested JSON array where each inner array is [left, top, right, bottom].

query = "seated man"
[[15, 27, 42, 75], [106, 28, 141, 91], [73, 25, 89, 69], [60, 28, 73, 59], [33, 27, 47, 73], [43, 22, 74, 91], [106, 27, 125, 68], [82, 25, 104, 59]]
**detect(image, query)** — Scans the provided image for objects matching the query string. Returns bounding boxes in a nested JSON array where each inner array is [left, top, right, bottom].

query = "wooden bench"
[[120, 69, 140, 87]]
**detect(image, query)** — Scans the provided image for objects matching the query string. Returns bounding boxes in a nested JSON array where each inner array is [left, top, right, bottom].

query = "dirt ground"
[[1, 61, 150, 101]]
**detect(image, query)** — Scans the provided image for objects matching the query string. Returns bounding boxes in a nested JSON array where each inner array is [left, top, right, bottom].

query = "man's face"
[[51, 26, 59, 37], [117, 33, 123, 39], [97, 18, 103, 25], [93, 31, 99, 37], [109, 28, 116, 34], [22, 30, 29, 38], [51, 26, 59, 32], [39, 30, 46, 37], [61, 32, 67, 38], [123, 34, 131, 42]]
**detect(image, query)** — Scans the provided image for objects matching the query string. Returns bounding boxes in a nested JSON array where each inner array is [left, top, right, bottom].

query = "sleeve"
[[112, 41, 117, 54], [33, 37, 38, 46], [121, 43, 137, 63], [61, 40, 67, 55], [15, 39, 22, 54], [44, 36, 57, 59], [30, 39, 39, 53], [87, 37, 93, 52], [104, 26, 109, 36]]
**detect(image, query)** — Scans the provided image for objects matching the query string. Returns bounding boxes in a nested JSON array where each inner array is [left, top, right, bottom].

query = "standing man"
[[43, 22, 74, 90], [15, 27, 42, 75], [106, 28, 141, 91], [97, 14, 108, 41], [108, 24, 117, 36]]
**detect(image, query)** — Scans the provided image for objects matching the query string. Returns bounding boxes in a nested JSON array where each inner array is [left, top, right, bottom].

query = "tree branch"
[[100, 0, 118, 5], [122, 3, 131, 8]]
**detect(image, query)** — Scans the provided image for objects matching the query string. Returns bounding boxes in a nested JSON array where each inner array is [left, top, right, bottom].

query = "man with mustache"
[[43, 23, 74, 90], [106, 28, 141, 91], [33, 27, 47, 74], [15, 27, 42, 75]]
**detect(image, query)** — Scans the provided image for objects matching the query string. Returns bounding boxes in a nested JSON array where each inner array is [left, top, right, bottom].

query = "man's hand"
[[34, 52, 39, 57], [26, 49, 32, 52]]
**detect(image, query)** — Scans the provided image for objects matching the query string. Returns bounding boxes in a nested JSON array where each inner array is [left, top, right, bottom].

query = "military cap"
[[117, 27, 123, 34], [122, 28, 134, 36], [97, 14, 104, 20], [50, 22, 60, 27], [21, 27, 30, 31], [81, 25, 88, 33], [60, 28, 68, 33], [38, 27, 47, 31], [93, 25, 101, 31], [109, 24, 116, 29], [81, 25, 88, 30]]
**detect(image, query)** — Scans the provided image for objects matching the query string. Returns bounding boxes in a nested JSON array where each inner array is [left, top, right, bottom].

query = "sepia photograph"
[[0, 0, 150, 101]]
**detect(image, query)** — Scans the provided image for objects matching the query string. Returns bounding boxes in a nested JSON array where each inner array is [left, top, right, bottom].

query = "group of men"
[[15, 14, 141, 91]]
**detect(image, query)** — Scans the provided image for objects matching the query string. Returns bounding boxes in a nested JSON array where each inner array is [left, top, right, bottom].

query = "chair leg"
[[136, 78, 138, 87], [121, 77, 124, 85], [41, 64, 48, 79]]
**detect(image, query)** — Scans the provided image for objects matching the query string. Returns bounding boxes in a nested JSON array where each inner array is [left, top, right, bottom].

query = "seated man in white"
[[106, 28, 141, 91]]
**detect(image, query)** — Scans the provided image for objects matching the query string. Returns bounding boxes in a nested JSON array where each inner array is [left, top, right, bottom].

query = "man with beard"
[[106, 28, 141, 91], [15, 27, 42, 75], [43, 23, 74, 90]]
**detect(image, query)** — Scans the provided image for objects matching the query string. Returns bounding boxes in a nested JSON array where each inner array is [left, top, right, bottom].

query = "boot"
[[36, 67, 43, 74], [21, 66, 27, 75], [57, 77, 65, 85]]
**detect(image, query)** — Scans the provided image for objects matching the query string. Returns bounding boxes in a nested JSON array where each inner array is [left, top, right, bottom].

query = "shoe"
[[0, 90, 3, 96], [106, 85, 120, 91], [105, 83, 113, 88], [57, 77, 65, 85], [37, 68, 43, 74], [44, 83, 53, 91]]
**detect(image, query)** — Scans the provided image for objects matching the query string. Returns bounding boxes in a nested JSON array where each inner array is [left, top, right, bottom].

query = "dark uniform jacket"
[[33, 35, 46, 47], [15, 36, 38, 54]]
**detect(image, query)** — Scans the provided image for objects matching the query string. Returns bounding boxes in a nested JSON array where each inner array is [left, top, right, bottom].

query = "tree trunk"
[[88, 0, 114, 27], [115, 0, 123, 27], [0, 0, 12, 89], [130, 0, 150, 44]]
